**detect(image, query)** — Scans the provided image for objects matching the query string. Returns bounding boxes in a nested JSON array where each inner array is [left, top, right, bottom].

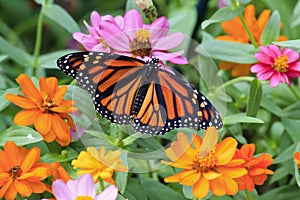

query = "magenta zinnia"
[[251, 45, 300, 87]]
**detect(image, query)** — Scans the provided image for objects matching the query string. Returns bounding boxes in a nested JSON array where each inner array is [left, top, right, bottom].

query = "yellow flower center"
[[9, 166, 21, 179], [130, 29, 152, 58], [193, 148, 217, 173], [75, 196, 94, 200], [273, 55, 289, 72]]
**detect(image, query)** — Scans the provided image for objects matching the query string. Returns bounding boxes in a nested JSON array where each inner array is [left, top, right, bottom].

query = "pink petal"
[[73, 33, 98, 51], [268, 45, 281, 57], [282, 48, 300, 63], [83, 20, 100, 39], [270, 73, 280, 87], [124, 10, 143, 32], [256, 69, 274, 80], [96, 185, 118, 200], [251, 63, 269, 73], [146, 16, 170, 41], [77, 174, 96, 197], [152, 32, 185, 50], [254, 52, 274, 64], [90, 11, 103, 30], [66, 179, 78, 196], [92, 43, 110, 52], [114, 15, 124, 29], [159, 63, 176, 75], [168, 55, 189, 64], [52, 180, 74, 200], [259, 46, 277, 58], [152, 50, 185, 61]]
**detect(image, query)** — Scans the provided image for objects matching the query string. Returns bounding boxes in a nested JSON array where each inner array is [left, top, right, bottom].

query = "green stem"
[[289, 85, 300, 100], [245, 189, 254, 200], [122, 133, 140, 146], [215, 76, 255, 92], [231, 0, 259, 48], [32, 7, 44, 75], [98, 178, 105, 192]]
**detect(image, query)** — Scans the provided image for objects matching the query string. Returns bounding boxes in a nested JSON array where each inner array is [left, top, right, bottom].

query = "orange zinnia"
[[294, 152, 300, 168], [233, 144, 274, 191], [50, 161, 71, 183], [0, 141, 50, 200], [162, 127, 247, 198], [216, 4, 287, 76], [6, 74, 77, 146], [71, 147, 128, 184]]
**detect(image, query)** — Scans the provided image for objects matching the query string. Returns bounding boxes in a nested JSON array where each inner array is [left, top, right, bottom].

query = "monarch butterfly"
[[57, 52, 223, 135]]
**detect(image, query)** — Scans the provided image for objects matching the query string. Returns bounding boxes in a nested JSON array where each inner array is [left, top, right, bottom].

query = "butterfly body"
[[57, 52, 223, 135]]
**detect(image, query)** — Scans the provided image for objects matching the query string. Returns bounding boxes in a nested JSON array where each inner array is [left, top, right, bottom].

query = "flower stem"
[[33, 7, 44, 75], [98, 178, 105, 192], [289, 85, 300, 100], [245, 189, 254, 200], [230, 0, 259, 48], [122, 133, 140, 146], [215, 76, 255, 92]]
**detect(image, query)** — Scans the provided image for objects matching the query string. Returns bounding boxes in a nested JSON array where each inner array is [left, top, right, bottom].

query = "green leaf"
[[201, 6, 244, 29], [233, 190, 258, 200], [182, 186, 193, 199], [124, 179, 147, 200], [291, 0, 300, 27], [269, 166, 290, 184], [273, 143, 296, 164], [281, 102, 300, 119], [40, 153, 69, 163], [224, 114, 264, 125], [246, 79, 262, 117], [40, 49, 76, 69], [0, 87, 20, 112], [113, 152, 128, 194], [273, 39, 300, 49], [259, 185, 300, 200], [141, 179, 186, 200], [282, 119, 300, 142], [0, 126, 43, 146], [260, 11, 280, 45], [43, 4, 80, 34], [197, 40, 257, 64], [0, 36, 33, 66], [260, 97, 283, 116], [83, 130, 115, 148]]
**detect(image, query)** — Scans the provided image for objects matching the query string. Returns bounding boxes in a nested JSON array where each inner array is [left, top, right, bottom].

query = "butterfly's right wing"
[[57, 52, 145, 124]]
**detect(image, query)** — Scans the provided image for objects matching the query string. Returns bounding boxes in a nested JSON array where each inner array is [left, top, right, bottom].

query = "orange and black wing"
[[132, 67, 223, 135], [57, 52, 145, 124]]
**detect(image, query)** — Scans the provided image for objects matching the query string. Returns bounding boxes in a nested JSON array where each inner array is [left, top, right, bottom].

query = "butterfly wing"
[[132, 67, 223, 135], [57, 52, 145, 124]]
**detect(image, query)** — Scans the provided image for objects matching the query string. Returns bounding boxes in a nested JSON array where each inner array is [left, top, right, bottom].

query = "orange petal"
[[240, 144, 255, 157], [231, 64, 251, 77], [0, 150, 11, 171], [45, 77, 59, 97], [16, 180, 31, 197], [199, 127, 218, 157], [244, 4, 255, 33], [178, 170, 200, 186], [50, 114, 70, 146], [2, 179, 17, 200], [42, 128, 56, 142], [164, 174, 180, 183], [221, 17, 247, 41], [256, 9, 271, 36], [216, 137, 237, 165], [5, 94, 37, 109], [21, 166, 50, 181], [34, 113, 51, 135], [203, 171, 222, 180], [217, 166, 247, 178], [28, 181, 47, 193], [216, 35, 241, 42], [16, 74, 42, 105], [20, 147, 40, 173], [4, 141, 21, 167], [219, 61, 234, 70], [210, 178, 226, 196], [192, 134, 202, 150], [192, 175, 209, 198], [53, 85, 67, 105], [14, 109, 39, 126]]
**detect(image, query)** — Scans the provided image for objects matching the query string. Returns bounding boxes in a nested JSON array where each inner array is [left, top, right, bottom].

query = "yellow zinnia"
[[71, 147, 128, 184], [162, 127, 247, 198], [216, 4, 287, 76]]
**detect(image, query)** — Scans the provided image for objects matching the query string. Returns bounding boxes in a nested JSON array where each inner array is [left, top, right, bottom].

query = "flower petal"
[[21, 147, 40, 173], [96, 185, 118, 200], [14, 109, 40, 126], [192, 175, 209, 198], [217, 166, 247, 178], [152, 32, 185, 50], [4, 141, 21, 167], [282, 48, 300, 63], [77, 174, 96, 197], [16, 74, 42, 104], [216, 137, 237, 165], [178, 170, 200, 186], [52, 180, 74, 200], [34, 113, 51, 135], [5, 94, 37, 109], [16, 180, 31, 197], [124, 9, 143, 32]]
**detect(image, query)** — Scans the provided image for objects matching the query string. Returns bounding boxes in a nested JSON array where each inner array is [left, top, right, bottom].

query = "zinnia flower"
[[162, 127, 247, 198], [6, 74, 77, 146], [251, 44, 300, 87], [73, 10, 188, 64], [216, 4, 287, 76], [50, 174, 118, 200], [71, 147, 128, 184], [0, 141, 50, 200], [50, 161, 71, 183], [233, 144, 274, 191], [294, 152, 300, 168]]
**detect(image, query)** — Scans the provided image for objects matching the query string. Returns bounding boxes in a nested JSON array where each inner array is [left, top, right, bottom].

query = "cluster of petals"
[[233, 144, 274, 191], [71, 147, 128, 184], [251, 44, 300, 87], [0, 141, 50, 200], [6, 74, 77, 146], [73, 9, 188, 64], [46, 173, 118, 200], [294, 152, 300, 168], [162, 127, 247, 198]]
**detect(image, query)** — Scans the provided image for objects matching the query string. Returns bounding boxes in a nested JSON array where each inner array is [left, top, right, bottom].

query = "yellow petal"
[[164, 174, 180, 183], [16, 180, 31, 197], [203, 171, 222, 180], [216, 137, 237, 165], [217, 166, 247, 178], [178, 170, 200, 186], [199, 127, 218, 157], [192, 175, 209, 198]]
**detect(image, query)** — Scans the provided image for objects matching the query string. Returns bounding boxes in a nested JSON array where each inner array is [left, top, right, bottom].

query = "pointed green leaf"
[[260, 11, 280, 45], [201, 6, 244, 29], [224, 114, 264, 125], [246, 79, 262, 117]]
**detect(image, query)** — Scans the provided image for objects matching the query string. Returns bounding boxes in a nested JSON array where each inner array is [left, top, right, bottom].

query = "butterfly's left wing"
[[133, 67, 223, 135], [57, 52, 145, 124]]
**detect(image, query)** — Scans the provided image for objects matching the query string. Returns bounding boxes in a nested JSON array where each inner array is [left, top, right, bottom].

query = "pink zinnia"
[[251, 45, 300, 87], [73, 10, 188, 64], [48, 174, 118, 200]]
